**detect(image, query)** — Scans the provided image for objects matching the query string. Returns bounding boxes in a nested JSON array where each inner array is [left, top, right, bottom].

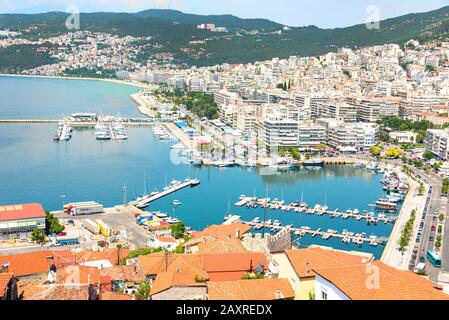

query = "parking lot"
[[54, 206, 151, 248]]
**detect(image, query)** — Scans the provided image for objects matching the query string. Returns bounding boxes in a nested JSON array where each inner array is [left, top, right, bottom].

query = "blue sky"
[[0, 0, 448, 28]]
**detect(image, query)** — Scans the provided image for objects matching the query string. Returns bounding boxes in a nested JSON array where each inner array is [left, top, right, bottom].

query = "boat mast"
[[262, 185, 269, 238], [144, 172, 148, 195]]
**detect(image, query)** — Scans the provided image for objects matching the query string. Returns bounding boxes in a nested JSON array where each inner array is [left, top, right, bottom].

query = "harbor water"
[[0, 77, 394, 258]]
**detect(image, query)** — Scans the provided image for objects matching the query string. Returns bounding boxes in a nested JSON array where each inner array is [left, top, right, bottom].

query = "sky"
[[0, 0, 448, 28]]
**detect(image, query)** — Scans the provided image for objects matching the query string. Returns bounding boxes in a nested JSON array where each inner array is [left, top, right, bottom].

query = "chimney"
[[235, 229, 241, 238], [305, 262, 310, 276]]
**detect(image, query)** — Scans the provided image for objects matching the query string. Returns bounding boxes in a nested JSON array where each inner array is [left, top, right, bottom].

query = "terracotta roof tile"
[[314, 261, 449, 300], [100, 291, 133, 300], [285, 247, 371, 278], [186, 223, 251, 245], [0, 203, 46, 221], [197, 239, 246, 254], [201, 252, 267, 281], [0, 250, 53, 276], [0, 272, 14, 295], [207, 279, 294, 300]]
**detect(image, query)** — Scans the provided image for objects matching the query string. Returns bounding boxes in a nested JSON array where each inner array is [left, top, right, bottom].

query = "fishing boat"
[[375, 199, 398, 210], [170, 143, 184, 150], [173, 200, 182, 206], [303, 159, 325, 167], [156, 212, 169, 219]]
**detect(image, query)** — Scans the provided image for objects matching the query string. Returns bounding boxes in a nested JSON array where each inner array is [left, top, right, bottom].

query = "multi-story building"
[[298, 122, 327, 148], [258, 113, 299, 149], [327, 122, 378, 152], [236, 105, 258, 135], [426, 129, 449, 160], [356, 98, 400, 122], [0, 203, 46, 240]]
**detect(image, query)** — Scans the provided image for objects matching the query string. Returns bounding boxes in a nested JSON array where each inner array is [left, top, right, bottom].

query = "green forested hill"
[[0, 6, 448, 68]]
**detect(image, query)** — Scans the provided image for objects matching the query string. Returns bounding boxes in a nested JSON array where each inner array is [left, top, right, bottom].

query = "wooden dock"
[[240, 220, 387, 247], [129, 179, 200, 208], [235, 197, 397, 225]]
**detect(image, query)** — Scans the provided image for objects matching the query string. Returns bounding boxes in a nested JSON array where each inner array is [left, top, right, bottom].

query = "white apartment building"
[[426, 129, 449, 160], [328, 122, 378, 152], [356, 98, 400, 122], [219, 104, 238, 128], [313, 102, 357, 123], [236, 104, 258, 135], [258, 114, 299, 148], [214, 90, 240, 106], [298, 122, 327, 147]]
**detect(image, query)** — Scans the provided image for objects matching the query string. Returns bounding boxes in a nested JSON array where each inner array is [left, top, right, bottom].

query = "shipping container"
[[94, 219, 111, 237], [83, 219, 100, 235]]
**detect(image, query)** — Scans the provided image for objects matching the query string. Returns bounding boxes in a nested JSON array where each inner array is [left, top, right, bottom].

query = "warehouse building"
[[0, 203, 46, 241]]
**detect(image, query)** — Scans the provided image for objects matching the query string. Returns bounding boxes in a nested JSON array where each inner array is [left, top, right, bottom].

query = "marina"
[[237, 219, 388, 247], [235, 196, 398, 224], [129, 178, 201, 209], [0, 77, 396, 259]]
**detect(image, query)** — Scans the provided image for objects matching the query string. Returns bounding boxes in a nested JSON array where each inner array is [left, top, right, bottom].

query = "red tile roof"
[[285, 247, 372, 278], [0, 250, 53, 276], [0, 203, 46, 221], [0, 272, 14, 296], [314, 261, 449, 300], [101, 291, 132, 300], [201, 252, 267, 282], [207, 279, 294, 300]]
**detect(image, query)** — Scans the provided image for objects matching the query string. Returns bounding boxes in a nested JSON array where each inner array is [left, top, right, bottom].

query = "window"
[[321, 291, 328, 300]]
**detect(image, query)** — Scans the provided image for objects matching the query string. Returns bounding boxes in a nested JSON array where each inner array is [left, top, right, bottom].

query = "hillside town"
[[3, 20, 449, 302]]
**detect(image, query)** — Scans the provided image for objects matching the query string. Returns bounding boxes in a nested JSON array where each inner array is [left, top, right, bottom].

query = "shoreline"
[[0, 73, 150, 89]]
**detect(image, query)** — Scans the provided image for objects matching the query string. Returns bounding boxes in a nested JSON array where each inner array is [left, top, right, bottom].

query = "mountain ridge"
[[0, 6, 448, 67]]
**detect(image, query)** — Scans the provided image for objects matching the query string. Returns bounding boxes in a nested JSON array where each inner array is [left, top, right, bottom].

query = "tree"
[[422, 152, 435, 161], [31, 229, 46, 244], [418, 182, 425, 196], [369, 146, 382, 157], [416, 130, 427, 144], [134, 280, 151, 300], [435, 236, 442, 250], [385, 147, 403, 159], [315, 144, 327, 153], [171, 221, 186, 239], [432, 162, 442, 172], [45, 212, 65, 235]]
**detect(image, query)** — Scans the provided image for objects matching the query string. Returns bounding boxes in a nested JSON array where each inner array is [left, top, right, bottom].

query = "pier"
[[239, 219, 388, 247], [235, 197, 398, 225], [0, 119, 160, 126], [129, 178, 200, 208]]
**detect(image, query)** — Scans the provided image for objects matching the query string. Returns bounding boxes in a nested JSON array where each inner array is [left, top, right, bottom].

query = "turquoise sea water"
[[0, 76, 140, 119], [0, 77, 392, 258]]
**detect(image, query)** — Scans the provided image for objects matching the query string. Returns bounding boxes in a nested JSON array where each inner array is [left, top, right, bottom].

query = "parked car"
[[419, 256, 425, 263], [429, 236, 435, 242]]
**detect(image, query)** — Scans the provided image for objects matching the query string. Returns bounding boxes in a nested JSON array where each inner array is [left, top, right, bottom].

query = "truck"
[[56, 236, 80, 246], [94, 219, 111, 237], [83, 219, 100, 235], [65, 202, 104, 216], [137, 214, 153, 225]]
